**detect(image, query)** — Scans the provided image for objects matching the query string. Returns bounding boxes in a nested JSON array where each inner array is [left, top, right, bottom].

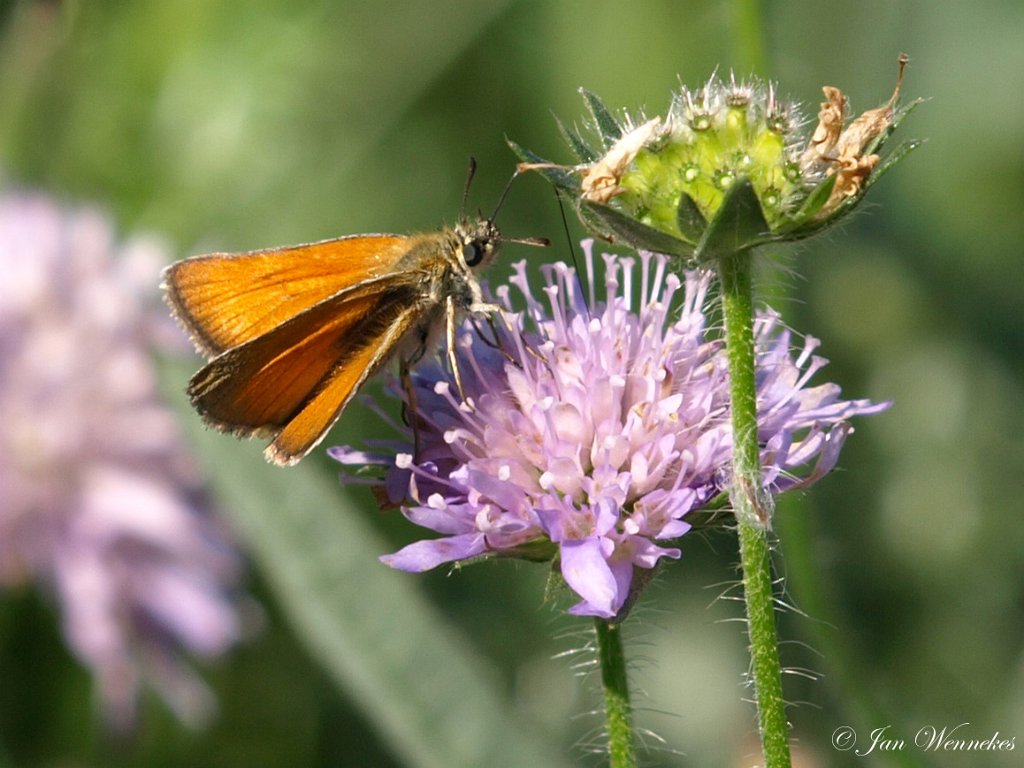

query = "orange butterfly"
[[163, 165, 545, 466]]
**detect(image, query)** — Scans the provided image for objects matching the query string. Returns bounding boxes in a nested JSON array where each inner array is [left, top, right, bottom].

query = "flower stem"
[[717, 251, 792, 768], [595, 618, 637, 768]]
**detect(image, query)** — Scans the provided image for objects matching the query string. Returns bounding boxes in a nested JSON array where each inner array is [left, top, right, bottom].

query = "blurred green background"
[[1, 1, 1022, 766]]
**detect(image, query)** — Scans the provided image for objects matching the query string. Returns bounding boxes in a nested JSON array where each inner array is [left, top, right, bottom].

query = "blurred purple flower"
[[0, 192, 248, 729], [332, 240, 888, 619]]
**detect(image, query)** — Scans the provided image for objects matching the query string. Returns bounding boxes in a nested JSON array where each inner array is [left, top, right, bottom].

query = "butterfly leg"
[[472, 312, 503, 349], [468, 312, 526, 371], [478, 310, 550, 367], [399, 356, 423, 460], [445, 295, 468, 402]]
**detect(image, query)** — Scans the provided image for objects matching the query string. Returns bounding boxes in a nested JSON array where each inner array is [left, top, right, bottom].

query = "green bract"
[[513, 60, 922, 265]]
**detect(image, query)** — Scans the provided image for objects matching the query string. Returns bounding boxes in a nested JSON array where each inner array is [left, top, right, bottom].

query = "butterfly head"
[[455, 217, 502, 273]]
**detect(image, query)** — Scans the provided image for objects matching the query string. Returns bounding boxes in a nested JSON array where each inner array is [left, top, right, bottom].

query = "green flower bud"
[[513, 55, 923, 264]]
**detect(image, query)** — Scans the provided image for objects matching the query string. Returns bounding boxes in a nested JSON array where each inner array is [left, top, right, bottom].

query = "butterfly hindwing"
[[188, 275, 431, 463]]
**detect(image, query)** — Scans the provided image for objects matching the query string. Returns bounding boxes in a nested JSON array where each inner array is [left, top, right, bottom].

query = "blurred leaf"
[[507, 138, 579, 192], [576, 197, 616, 241], [169, 365, 572, 768], [775, 173, 837, 236], [582, 200, 695, 258], [792, 173, 837, 224], [675, 192, 706, 244], [865, 138, 926, 192], [578, 88, 621, 149], [554, 115, 597, 164], [692, 179, 774, 263]]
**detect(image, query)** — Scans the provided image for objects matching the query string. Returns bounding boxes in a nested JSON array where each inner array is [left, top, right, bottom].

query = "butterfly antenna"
[[482, 164, 549, 248], [488, 166, 522, 224], [461, 156, 478, 220]]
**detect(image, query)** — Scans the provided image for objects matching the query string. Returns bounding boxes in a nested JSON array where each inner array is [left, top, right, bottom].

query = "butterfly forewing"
[[164, 234, 411, 355]]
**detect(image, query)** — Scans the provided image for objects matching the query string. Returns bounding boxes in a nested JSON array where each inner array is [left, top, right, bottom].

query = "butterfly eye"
[[462, 240, 486, 267]]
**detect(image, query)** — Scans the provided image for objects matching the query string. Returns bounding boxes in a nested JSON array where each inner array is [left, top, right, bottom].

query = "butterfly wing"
[[163, 234, 411, 356], [187, 274, 434, 465]]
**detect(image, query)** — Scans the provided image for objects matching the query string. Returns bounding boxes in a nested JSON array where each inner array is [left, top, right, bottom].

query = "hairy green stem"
[[718, 251, 792, 768], [595, 618, 637, 768]]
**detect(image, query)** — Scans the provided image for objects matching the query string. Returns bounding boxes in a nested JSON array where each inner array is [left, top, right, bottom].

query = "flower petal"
[[560, 538, 619, 618], [380, 534, 488, 572]]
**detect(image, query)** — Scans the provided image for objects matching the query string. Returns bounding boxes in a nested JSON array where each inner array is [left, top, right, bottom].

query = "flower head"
[[0, 192, 248, 728], [333, 241, 888, 619], [513, 56, 922, 264]]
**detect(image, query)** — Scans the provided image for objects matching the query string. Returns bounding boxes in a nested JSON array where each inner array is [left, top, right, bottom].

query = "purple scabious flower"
[[0, 192, 248, 729], [332, 240, 888, 619]]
